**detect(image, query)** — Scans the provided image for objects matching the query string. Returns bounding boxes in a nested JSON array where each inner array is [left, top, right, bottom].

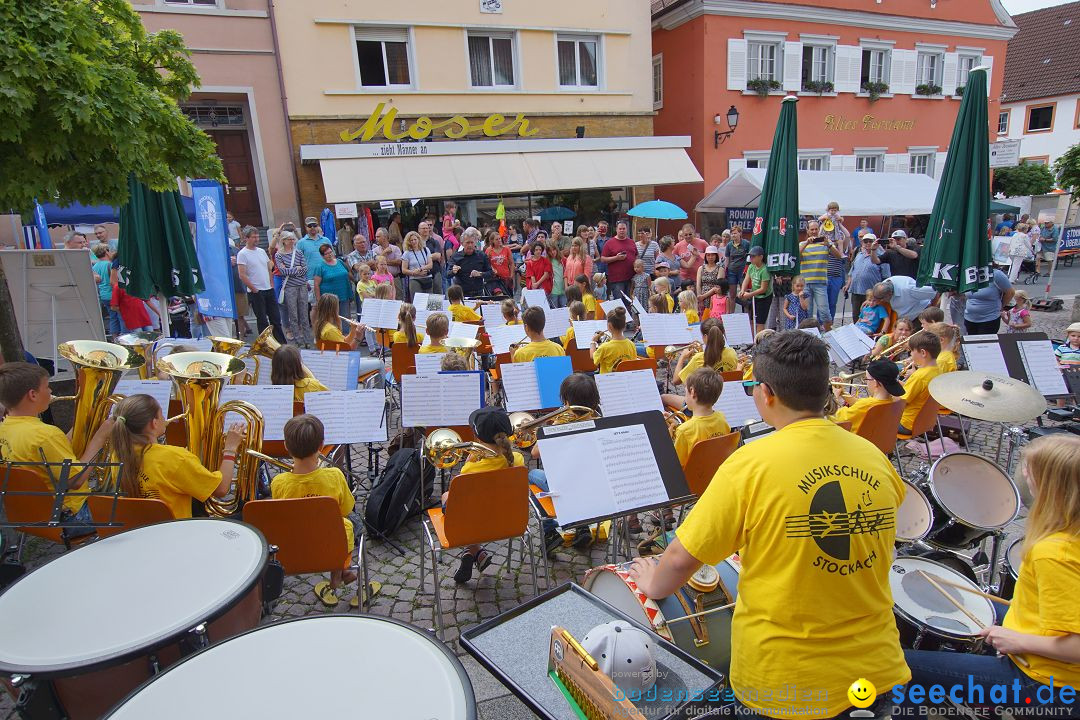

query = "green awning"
[[990, 199, 1020, 214]]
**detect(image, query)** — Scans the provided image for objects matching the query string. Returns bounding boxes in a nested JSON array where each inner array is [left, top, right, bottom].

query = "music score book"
[[401, 372, 484, 428], [960, 332, 1070, 398], [299, 350, 361, 391], [358, 298, 402, 330], [1018, 340, 1070, 397], [304, 390, 387, 444], [501, 357, 573, 412], [639, 313, 693, 346], [822, 323, 875, 365], [480, 303, 506, 328], [486, 324, 528, 355], [521, 289, 549, 309], [962, 339, 1009, 376], [413, 352, 446, 375], [412, 293, 449, 312], [714, 381, 761, 428], [595, 369, 664, 417], [219, 385, 293, 441], [542, 307, 572, 340], [113, 380, 172, 416], [415, 308, 450, 332], [599, 298, 625, 317], [571, 320, 609, 350], [719, 313, 753, 346]]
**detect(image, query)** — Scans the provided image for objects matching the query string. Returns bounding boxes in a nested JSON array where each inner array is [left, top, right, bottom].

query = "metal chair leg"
[[894, 440, 907, 480], [524, 531, 540, 596], [358, 532, 369, 613]]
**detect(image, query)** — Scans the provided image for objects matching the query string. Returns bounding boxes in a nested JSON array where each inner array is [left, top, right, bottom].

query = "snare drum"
[[104, 616, 476, 718], [583, 558, 740, 672], [923, 453, 1020, 550], [0, 520, 267, 720], [890, 555, 994, 652], [896, 480, 934, 544], [999, 538, 1024, 600]]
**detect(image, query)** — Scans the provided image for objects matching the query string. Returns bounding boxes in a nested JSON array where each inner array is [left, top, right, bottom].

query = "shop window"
[[558, 35, 599, 88], [468, 33, 515, 88], [354, 28, 412, 89]]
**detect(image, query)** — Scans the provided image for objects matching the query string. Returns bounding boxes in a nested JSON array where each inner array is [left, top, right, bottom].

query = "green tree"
[[991, 162, 1055, 198], [1054, 143, 1080, 195], [0, 0, 223, 360]]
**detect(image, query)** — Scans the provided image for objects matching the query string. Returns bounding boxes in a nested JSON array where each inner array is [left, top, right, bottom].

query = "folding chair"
[[1, 467, 97, 553], [855, 399, 906, 456], [721, 370, 743, 382], [567, 346, 595, 373], [682, 431, 742, 497], [896, 398, 943, 479], [85, 496, 172, 538], [614, 358, 658, 376]]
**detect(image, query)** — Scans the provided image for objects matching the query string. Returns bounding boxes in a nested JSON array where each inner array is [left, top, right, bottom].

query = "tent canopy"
[[41, 196, 196, 225], [990, 199, 1020, 213], [696, 169, 941, 216]]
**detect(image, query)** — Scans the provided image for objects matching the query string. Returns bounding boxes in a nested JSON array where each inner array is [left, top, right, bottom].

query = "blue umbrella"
[[538, 206, 576, 222], [627, 200, 687, 220]]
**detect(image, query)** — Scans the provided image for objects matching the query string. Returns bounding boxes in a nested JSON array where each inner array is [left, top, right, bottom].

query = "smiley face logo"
[[847, 678, 876, 709]]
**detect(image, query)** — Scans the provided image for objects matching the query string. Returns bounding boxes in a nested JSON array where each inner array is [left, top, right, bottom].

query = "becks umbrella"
[[117, 175, 205, 299], [917, 66, 991, 293], [627, 200, 688, 220], [750, 96, 800, 276]]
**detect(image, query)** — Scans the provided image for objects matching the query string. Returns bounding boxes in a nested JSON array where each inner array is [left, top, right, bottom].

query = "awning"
[[301, 136, 702, 204], [696, 168, 941, 216], [990, 199, 1020, 213]]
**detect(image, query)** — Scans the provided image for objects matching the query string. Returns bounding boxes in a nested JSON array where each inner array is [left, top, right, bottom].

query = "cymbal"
[[929, 371, 1046, 422]]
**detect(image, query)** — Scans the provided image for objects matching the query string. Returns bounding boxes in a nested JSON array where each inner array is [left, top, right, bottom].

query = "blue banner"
[[190, 180, 236, 319], [1062, 226, 1080, 254]]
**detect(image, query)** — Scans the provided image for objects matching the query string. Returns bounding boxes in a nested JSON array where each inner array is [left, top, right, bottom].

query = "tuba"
[[509, 405, 598, 449], [55, 341, 145, 457], [423, 428, 500, 469], [238, 326, 315, 384], [114, 332, 161, 380], [444, 337, 482, 370], [156, 352, 265, 517]]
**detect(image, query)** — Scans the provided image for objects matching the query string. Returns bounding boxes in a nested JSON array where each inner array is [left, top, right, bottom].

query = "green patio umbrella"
[[917, 67, 991, 292], [117, 174, 204, 299], [750, 96, 800, 276]]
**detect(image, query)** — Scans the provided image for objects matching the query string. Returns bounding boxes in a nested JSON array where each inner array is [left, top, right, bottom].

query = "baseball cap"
[[861, 233, 878, 243], [654, 259, 672, 269], [581, 621, 657, 693], [890, 229, 908, 239], [748, 245, 765, 257], [705, 246, 720, 255], [469, 406, 513, 444], [866, 359, 905, 397], [304, 216, 318, 227]]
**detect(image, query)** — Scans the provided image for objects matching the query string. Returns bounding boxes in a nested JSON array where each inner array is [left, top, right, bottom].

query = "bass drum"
[[998, 538, 1024, 601], [583, 558, 740, 674], [923, 453, 1020, 550], [891, 555, 994, 652]]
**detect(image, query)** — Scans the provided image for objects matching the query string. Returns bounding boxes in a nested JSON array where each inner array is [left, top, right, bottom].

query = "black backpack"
[[363, 448, 435, 538]]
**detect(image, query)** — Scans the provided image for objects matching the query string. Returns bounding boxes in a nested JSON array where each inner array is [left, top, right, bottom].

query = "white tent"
[[695, 168, 941, 216]]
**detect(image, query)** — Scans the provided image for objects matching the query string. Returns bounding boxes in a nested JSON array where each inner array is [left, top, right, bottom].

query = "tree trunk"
[[0, 259, 26, 361]]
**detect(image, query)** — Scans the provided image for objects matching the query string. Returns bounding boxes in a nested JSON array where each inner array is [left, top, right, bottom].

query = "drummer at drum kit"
[[630, 331, 909, 718], [829, 358, 906, 435]]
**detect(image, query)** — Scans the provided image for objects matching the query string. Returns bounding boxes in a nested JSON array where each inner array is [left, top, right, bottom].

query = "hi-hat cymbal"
[[930, 371, 1046, 422]]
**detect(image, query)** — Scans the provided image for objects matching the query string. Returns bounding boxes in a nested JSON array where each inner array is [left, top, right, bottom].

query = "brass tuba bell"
[[114, 331, 161, 380], [423, 428, 499, 469], [56, 341, 145, 457], [509, 405, 598, 449]]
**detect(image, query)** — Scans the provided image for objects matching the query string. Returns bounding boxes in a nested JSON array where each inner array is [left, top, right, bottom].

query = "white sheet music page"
[[800, 326, 822, 337], [304, 390, 387, 444], [543, 307, 572, 340], [486, 324, 527, 355], [412, 293, 449, 312], [640, 313, 692, 346], [299, 350, 353, 391], [572, 320, 609, 350], [962, 341, 1010, 377], [825, 324, 875, 364], [631, 297, 647, 316], [714, 381, 761, 427], [415, 309, 451, 334], [219, 384, 293, 441], [501, 362, 542, 412], [481, 303, 506, 328], [114, 379, 172, 415], [1018, 340, 1069, 396], [600, 299, 624, 317], [596, 370, 664, 417], [413, 353, 445, 375], [521, 288, 549, 309], [358, 299, 402, 330], [448, 321, 479, 340], [719, 313, 754, 346], [401, 373, 483, 427]]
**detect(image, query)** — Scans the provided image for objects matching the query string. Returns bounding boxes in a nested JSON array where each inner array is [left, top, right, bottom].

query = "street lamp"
[[714, 105, 739, 149]]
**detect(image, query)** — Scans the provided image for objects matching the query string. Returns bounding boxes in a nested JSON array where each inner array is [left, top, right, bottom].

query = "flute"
[[339, 315, 365, 328]]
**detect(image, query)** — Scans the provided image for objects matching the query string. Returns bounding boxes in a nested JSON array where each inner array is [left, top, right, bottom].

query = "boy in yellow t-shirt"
[[829, 359, 905, 435], [627, 330, 909, 718], [590, 307, 637, 373], [899, 332, 942, 434], [0, 362, 115, 531], [512, 307, 565, 363], [924, 322, 959, 374], [447, 285, 482, 322], [673, 368, 731, 466], [419, 313, 450, 354]]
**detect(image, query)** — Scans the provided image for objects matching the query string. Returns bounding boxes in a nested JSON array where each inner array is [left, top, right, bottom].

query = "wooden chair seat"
[[682, 431, 742, 497]]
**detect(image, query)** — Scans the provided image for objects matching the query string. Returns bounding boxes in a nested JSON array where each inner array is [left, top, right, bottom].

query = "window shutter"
[[884, 154, 900, 173], [729, 158, 748, 176], [728, 39, 748, 91], [833, 45, 861, 94], [783, 41, 802, 92], [353, 27, 409, 43], [942, 52, 958, 96], [935, 152, 949, 179], [890, 49, 917, 95], [982, 55, 994, 89], [835, 155, 856, 172]]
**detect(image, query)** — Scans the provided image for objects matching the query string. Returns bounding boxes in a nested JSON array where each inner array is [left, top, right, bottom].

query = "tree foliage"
[[0, 0, 224, 213], [1054, 143, 1080, 195], [991, 162, 1055, 198]]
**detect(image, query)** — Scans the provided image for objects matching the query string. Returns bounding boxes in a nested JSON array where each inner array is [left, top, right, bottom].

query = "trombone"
[[881, 329, 925, 359], [593, 330, 611, 345], [246, 449, 336, 472], [509, 405, 598, 449], [423, 428, 500, 469]]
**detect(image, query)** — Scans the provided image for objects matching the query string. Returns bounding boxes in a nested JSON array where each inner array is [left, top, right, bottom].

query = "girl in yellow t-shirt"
[[924, 322, 960, 373], [109, 394, 243, 519], [391, 302, 423, 346], [271, 345, 328, 403], [562, 300, 587, 350], [662, 317, 739, 408], [501, 298, 521, 325], [313, 294, 362, 349], [679, 289, 700, 325], [904, 434, 1080, 704], [420, 312, 449, 354], [590, 307, 637, 373]]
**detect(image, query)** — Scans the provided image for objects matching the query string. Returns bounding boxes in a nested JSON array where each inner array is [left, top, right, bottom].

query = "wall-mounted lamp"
[[714, 105, 739, 149]]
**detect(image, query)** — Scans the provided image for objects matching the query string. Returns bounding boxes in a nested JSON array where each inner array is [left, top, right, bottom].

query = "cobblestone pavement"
[[1, 304, 1074, 719]]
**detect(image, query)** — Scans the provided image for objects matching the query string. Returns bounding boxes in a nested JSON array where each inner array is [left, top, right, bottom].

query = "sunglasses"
[[742, 380, 765, 396], [306, 224, 318, 228]]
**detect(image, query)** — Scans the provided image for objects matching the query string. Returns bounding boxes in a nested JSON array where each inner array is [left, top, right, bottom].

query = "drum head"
[[896, 481, 933, 542], [584, 568, 656, 629], [1006, 539, 1024, 580], [928, 453, 1019, 530], [890, 556, 994, 640], [105, 616, 475, 718]]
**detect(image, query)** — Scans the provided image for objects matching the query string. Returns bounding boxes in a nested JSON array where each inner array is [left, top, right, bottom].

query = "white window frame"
[[909, 152, 935, 176], [801, 44, 832, 86], [352, 27, 415, 91], [997, 110, 1010, 135], [744, 151, 771, 170], [466, 31, 517, 89], [861, 48, 889, 85], [161, 0, 218, 5], [652, 54, 663, 110], [915, 50, 943, 91], [854, 151, 884, 172], [957, 53, 981, 90], [556, 34, 602, 89], [798, 152, 831, 171], [747, 41, 781, 83]]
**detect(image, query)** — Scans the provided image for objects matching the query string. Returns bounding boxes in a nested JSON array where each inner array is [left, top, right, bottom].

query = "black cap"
[[866, 359, 905, 397], [469, 406, 513, 443], [748, 245, 765, 257]]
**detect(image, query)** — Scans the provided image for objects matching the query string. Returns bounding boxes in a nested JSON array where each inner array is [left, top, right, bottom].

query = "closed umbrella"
[[320, 207, 338, 249], [627, 200, 688, 221], [750, 96, 800, 276], [917, 67, 991, 292]]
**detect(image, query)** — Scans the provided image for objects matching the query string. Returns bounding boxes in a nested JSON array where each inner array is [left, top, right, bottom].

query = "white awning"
[[302, 137, 703, 203], [696, 168, 941, 216]]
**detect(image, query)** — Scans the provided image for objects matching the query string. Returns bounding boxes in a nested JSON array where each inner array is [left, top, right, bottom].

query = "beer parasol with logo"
[[750, 96, 800, 277], [917, 66, 991, 292]]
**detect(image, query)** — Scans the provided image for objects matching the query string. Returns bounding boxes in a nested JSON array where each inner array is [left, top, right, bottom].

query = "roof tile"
[[1002, 1, 1080, 103]]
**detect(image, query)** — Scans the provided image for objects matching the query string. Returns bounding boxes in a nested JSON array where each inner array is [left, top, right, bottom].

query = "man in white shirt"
[[236, 226, 285, 342], [872, 276, 937, 321]]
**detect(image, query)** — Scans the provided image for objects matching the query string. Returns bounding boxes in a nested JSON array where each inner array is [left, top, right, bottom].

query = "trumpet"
[[423, 428, 500, 469], [664, 341, 703, 361], [830, 379, 868, 390], [664, 408, 690, 439], [509, 405, 598, 449], [838, 370, 866, 382], [882, 329, 925, 359], [593, 331, 611, 345]]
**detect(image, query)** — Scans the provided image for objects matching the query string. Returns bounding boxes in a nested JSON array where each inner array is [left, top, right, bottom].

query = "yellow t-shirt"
[[318, 322, 348, 344], [678, 347, 739, 384], [355, 279, 377, 298], [561, 326, 576, 350], [513, 340, 565, 364], [684, 309, 700, 325], [661, 294, 675, 313], [129, 444, 222, 519], [271, 467, 355, 553], [391, 330, 423, 345], [742, 362, 754, 382], [937, 349, 957, 373], [592, 338, 637, 373], [418, 344, 447, 354], [900, 364, 942, 430], [582, 294, 597, 316], [0, 415, 85, 512], [673, 411, 732, 466], [450, 304, 481, 322], [675, 418, 909, 716], [293, 376, 329, 404], [829, 396, 892, 435], [459, 450, 525, 475], [1003, 533, 1080, 687]]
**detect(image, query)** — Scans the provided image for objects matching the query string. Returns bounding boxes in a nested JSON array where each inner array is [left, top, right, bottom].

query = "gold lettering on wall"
[[340, 103, 540, 142], [824, 114, 916, 132]]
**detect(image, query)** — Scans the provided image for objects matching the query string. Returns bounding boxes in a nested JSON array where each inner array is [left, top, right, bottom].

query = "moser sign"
[[340, 103, 539, 143], [824, 114, 916, 132]]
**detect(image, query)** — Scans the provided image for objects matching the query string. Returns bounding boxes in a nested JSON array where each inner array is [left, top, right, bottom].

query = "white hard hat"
[[581, 620, 658, 693]]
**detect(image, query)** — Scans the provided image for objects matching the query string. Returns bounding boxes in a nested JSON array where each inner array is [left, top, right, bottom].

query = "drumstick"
[[661, 601, 736, 626], [925, 573, 1011, 607], [916, 570, 1030, 669]]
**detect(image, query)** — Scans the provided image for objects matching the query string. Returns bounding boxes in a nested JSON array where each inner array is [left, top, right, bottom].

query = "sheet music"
[[639, 313, 693, 346], [302, 390, 386, 444], [481, 303, 506, 328], [962, 341, 1010, 376], [299, 350, 360, 391], [219, 385, 293, 441], [501, 362, 542, 412], [800, 326, 822, 337], [113, 379, 172, 414], [401, 373, 483, 427], [240, 356, 272, 385], [572, 320, 609, 350], [521, 288, 549, 309], [537, 425, 669, 525], [359, 299, 402, 329], [486, 323, 527, 355], [631, 297, 647, 316], [596, 370, 664, 417], [714, 381, 761, 427], [543, 307, 572, 340], [412, 293, 449, 312], [1018, 340, 1070, 396], [823, 324, 875, 364], [600, 298, 625, 317], [719, 313, 754, 346], [449, 321, 478, 340], [415, 308, 451, 333], [413, 352, 446, 375]]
